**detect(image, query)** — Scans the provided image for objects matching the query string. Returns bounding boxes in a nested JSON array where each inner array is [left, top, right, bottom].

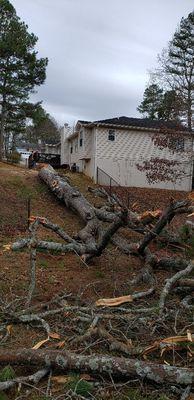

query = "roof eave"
[[67, 131, 79, 140]]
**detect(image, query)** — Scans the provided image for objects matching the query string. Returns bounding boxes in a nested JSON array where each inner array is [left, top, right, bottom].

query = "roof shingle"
[[79, 116, 189, 131]]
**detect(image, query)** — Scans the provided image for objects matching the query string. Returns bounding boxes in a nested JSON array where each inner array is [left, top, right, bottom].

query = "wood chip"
[[32, 338, 49, 350], [95, 294, 133, 307]]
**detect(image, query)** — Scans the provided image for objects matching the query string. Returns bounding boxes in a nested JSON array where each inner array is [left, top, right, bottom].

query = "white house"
[[61, 116, 194, 191]]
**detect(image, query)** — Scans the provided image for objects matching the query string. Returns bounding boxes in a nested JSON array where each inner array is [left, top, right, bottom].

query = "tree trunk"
[[187, 87, 192, 131], [0, 103, 6, 161], [38, 165, 128, 258], [39, 165, 99, 251]]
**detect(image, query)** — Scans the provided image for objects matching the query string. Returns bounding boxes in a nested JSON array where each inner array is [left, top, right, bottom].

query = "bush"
[[7, 151, 21, 164]]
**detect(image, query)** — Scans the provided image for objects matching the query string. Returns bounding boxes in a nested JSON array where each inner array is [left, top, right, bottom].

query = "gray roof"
[[78, 116, 189, 131]]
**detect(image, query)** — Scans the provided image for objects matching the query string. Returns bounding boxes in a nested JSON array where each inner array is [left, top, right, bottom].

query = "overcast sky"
[[11, 0, 194, 126]]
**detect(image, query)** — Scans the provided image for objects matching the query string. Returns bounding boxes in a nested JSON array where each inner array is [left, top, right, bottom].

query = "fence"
[[96, 166, 131, 208]]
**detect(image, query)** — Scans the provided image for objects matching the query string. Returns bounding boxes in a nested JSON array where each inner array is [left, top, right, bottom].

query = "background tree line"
[[138, 11, 194, 131]]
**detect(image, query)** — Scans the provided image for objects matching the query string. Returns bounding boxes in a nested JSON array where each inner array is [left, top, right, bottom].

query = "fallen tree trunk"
[[0, 348, 194, 385], [39, 165, 95, 223], [39, 166, 193, 258], [39, 165, 99, 251]]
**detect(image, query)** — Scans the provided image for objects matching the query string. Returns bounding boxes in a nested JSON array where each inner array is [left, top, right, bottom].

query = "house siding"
[[62, 127, 96, 175], [95, 127, 192, 191], [61, 123, 193, 191]]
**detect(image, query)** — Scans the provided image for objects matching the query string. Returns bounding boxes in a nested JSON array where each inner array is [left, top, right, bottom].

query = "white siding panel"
[[96, 128, 192, 191]]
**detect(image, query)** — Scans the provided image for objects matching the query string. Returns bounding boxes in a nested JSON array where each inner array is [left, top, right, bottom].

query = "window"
[[70, 146, 73, 154], [80, 131, 83, 147], [169, 137, 184, 152], [108, 129, 115, 141]]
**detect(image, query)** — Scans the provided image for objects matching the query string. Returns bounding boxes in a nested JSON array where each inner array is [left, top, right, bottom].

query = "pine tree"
[[159, 11, 194, 130], [160, 90, 184, 121], [138, 84, 184, 122], [22, 104, 60, 145], [137, 84, 163, 119], [0, 0, 48, 159]]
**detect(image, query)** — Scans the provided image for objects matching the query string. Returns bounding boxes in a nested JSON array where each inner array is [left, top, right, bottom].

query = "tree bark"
[[138, 199, 190, 255], [0, 348, 194, 385], [38, 165, 128, 258], [0, 102, 6, 161]]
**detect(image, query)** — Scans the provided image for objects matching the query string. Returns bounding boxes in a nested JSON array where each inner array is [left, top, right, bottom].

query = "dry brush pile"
[[1, 164, 194, 399]]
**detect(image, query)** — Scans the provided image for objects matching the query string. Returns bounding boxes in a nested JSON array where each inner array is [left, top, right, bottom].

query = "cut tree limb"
[[0, 368, 49, 391], [95, 287, 155, 307], [0, 348, 194, 385], [138, 199, 191, 255], [159, 262, 194, 315]]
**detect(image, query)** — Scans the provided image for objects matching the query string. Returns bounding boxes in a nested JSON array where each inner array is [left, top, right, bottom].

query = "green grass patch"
[[35, 182, 49, 195], [0, 366, 15, 382], [64, 374, 93, 396]]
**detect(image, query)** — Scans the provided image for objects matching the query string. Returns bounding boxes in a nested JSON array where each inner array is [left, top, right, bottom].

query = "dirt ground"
[[0, 162, 193, 400], [0, 162, 189, 304]]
